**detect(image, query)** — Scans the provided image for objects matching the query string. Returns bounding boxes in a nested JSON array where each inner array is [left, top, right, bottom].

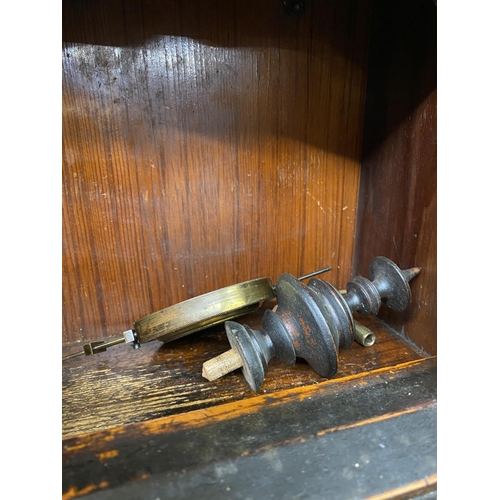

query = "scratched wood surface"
[[62, 311, 428, 438], [354, 0, 437, 355], [62, 0, 370, 344], [63, 356, 436, 499]]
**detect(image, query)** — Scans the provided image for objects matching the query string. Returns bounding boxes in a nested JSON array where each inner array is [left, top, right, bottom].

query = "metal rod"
[[62, 350, 86, 361], [62, 336, 126, 361], [298, 266, 332, 281], [92, 337, 126, 352]]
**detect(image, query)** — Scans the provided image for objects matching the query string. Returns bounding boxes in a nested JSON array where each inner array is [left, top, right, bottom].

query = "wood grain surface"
[[61, 3, 438, 498], [62, 311, 427, 438], [62, 0, 370, 343], [354, 0, 437, 354], [62, 355, 436, 499]]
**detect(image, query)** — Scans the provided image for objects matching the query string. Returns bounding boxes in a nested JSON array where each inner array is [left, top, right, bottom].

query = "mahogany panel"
[[62, 0, 370, 343], [354, 0, 437, 354]]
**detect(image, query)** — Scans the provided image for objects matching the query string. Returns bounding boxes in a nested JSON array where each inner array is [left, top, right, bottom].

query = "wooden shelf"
[[62, 312, 435, 499], [63, 308, 428, 438]]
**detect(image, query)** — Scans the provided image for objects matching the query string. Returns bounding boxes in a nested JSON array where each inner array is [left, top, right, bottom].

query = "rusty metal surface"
[[221, 257, 420, 390]]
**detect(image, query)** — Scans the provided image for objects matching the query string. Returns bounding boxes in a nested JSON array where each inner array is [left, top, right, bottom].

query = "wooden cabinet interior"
[[62, 1, 436, 497], [63, 0, 371, 345], [63, 0, 435, 355]]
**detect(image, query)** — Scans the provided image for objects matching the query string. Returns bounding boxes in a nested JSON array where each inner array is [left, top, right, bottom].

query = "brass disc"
[[133, 278, 276, 344]]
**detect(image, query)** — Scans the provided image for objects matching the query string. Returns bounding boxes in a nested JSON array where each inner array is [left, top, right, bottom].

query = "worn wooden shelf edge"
[[63, 356, 437, 500]]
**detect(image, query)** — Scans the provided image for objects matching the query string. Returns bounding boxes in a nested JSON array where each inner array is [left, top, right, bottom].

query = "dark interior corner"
[[355, 0, 437, 355]]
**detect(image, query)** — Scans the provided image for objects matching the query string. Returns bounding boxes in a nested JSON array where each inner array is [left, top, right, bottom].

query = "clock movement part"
[[201, 257, 420, 391]]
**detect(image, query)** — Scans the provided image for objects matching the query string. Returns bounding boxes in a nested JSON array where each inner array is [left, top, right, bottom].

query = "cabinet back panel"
[[62, 0, 370, 342]]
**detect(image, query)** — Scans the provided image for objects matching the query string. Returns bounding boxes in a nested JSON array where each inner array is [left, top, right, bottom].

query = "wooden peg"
[[202, 348, 243, 381]]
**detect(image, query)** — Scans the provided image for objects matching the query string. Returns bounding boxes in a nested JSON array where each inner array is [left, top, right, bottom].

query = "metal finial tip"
[[402, 267, 421, 282]]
